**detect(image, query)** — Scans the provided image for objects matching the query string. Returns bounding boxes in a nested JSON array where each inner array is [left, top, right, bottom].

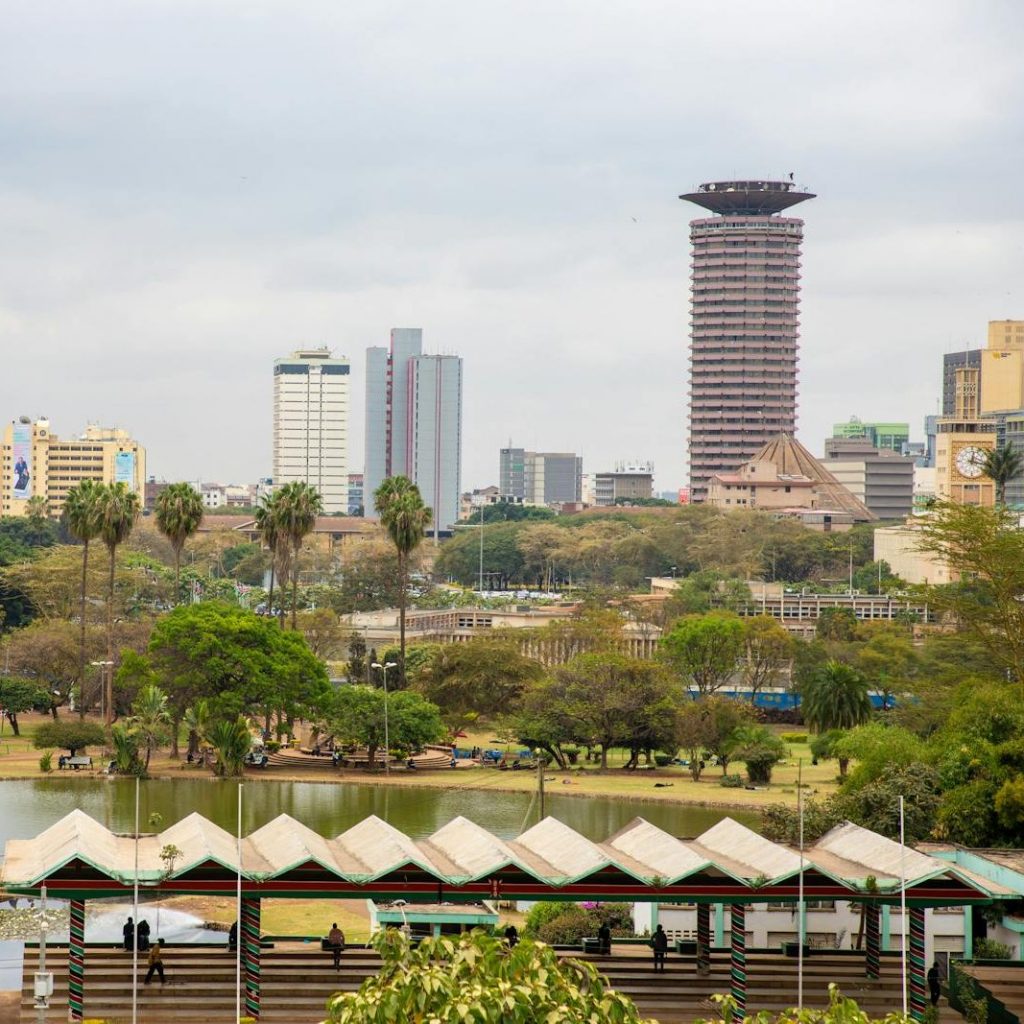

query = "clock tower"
[[935, 364, 996, 506]]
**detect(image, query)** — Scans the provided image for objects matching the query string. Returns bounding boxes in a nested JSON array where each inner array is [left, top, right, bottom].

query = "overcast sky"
[[2, 0, 1022, 494]]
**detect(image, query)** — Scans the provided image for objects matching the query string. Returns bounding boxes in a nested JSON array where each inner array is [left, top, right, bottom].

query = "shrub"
[[33, 720, 106, 756], [523, 901, 570, 937], [734, 726, 788, 785], [974, 938, 1013, 960], [654, 753, 672, 767], [720, 773, 744, 788], [39, 752, 53, 774], [781, 732, 808, 744]]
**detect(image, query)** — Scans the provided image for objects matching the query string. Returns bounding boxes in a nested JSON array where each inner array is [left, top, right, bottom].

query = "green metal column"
[[962, 907, 973, 960], [714, 903, 725, 947], [697, 903, 711, 975], [909, 907, 927, 1022], [650, 902, 660, 934], [68, 898, 86, 1022], [881, 905, 891, 951]]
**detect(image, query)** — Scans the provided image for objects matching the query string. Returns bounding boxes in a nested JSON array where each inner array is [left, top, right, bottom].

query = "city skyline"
[[1, 2, 1021, 492]]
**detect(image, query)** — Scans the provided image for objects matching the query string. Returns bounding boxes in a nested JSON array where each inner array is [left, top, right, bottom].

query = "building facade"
[[935, 362, 996, 506], [942, 349, 981, 416], [594, 462, 654, 506], [680, 179, 814, 501], [832, 417, 909, 454], [272, 347, 350, 513], [364, 329, 463, 536], [499, 447, 583, 505], [347, 473, 364, 517], [821, 438, 915, 520], [1, 419, 146, 517]]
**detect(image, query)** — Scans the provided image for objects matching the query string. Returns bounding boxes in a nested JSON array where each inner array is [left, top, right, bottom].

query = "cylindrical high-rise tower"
[[680, 179, 814, 502]]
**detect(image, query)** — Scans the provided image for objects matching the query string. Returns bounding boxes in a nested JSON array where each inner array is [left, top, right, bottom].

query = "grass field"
[[0, 713, 841, 810]]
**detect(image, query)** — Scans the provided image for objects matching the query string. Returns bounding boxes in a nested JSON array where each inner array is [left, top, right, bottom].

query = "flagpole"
[[797, 759, 805, 1010], [236, 783, 243, 1024], [899, 795, 908, 1018], [132, 775, 139, 1024]]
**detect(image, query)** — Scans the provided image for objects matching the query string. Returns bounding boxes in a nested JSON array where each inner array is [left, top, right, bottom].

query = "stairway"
[[958, 964, 1024, 1023], [20, 947, 967, 1023]]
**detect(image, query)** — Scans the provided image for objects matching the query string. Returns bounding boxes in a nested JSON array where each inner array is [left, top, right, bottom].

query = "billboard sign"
[[12, 423, 31, 500], [678, 486, 691, 505], [114, 451, 136, 490]]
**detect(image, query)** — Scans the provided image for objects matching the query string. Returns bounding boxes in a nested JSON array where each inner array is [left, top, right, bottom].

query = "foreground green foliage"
[[324, 928, 654, 1024], [697, 983, 911, 1024]]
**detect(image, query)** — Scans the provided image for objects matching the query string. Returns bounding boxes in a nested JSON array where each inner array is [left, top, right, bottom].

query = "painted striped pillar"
[[68, 898, 85, 1022], [865, 905, 880, 979], [729, 903, 747, 1023], [697, 903, 711, 975], [909, 907, 927, 1022], [243, 897, 261, 1019]]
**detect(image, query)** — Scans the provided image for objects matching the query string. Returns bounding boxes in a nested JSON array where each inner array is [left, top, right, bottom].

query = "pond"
[[0, 778, 759, 851]]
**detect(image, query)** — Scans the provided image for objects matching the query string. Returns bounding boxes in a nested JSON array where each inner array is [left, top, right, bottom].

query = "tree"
[[374, 476, 432, 678], [800, 661, 873, 735], [815, 607, 858, 641], [298, 608, 345, 660], [325, 928, 653, 1024], [153, 482, 204, 604], [146, 602, 331, 755], [129, 684, 171, 772], [855, 629, 918, 710], [254, 494, 284, 619], [62, 480, 103, 717], [272, 481, 324, 629], [527, 653, 681, 770], [732, 725, 788, 785], [94, 482, 141, 722], [2, 618, 94, 718], [916, 502, 1024, 683], [182, 699, 210, 760], [741, 616, 795, 697], [980, 444, 1024, 506], [0, 677, 50, 734], [413, 637, 544, 728], [33, 720, 106, 757], [659, 613, 744, 696], [329, 684, 444, 769], [346, 632, 367, 682], [207, 716, 252, 777]]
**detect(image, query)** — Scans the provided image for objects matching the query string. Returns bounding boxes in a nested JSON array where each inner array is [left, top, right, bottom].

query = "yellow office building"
[[1, 418, 146, 518], [981, 319, 1024, 414]]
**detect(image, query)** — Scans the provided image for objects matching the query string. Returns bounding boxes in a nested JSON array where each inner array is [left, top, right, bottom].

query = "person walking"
[[928, 961, 942, 1006], [327, 923, 345, 970], [144, 939, 166, 985], [651, 925, 668, 972], [122, 917, 135, 952]]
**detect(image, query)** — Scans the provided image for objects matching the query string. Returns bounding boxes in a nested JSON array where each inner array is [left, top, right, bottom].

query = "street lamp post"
[[371, 661, 398, 774]]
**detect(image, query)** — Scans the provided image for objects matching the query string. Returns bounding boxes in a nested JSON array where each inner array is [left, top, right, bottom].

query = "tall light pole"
[[371, 662, 398, 774], [478, 501, 485, 594], [90, 660, 113, 723]]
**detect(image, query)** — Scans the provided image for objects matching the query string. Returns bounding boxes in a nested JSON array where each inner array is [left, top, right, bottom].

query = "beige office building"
[[935, 364, 996, 506], [1, 418, 146, 518]]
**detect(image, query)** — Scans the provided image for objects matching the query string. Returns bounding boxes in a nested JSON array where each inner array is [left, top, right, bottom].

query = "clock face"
[[955, 446, 986, 479]]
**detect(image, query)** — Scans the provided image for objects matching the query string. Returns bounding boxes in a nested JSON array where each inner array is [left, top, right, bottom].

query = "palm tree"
[[272, 481, 324, 629], [94, 482, 141, 724], [63, 481, 103, 718], [374, 476, 432, 679], [183, 699, 211, 762], [255, 494, 284, 620], [25, 495, 49, 523], [154, 483, 204, 604], [801, 660, 872, 777], [130, 684, 171, 773], [207, 716, 252, 777], [980, 444, 1024, 506]]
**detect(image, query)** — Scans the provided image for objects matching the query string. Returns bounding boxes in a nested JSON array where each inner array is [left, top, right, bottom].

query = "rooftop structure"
[[681, 179, 814, 501]]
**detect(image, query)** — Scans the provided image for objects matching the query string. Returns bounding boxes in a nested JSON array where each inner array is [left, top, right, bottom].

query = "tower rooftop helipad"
[[680, 179, 815, 216]]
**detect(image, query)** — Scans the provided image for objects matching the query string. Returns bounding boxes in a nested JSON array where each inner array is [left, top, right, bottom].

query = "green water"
[[0, 778, 758, 851]]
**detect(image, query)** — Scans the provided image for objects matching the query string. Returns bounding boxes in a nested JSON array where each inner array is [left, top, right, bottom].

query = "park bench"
[[59, 756, 93, 770], [581, 937, 605, 955]]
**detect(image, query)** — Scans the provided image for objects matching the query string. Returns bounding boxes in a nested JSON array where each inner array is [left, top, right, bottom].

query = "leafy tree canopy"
[[659, 613, 744, 696], [33, 720, 107, 756]]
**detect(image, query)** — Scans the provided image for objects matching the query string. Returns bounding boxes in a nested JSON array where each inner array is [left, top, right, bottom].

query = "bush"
[[734, 726, 788, 785], [720, 773, 744, 788], [527, 901, 634, 945], [33, 720, 107, 756], [781, 732, 808, 744], [38, 752, 53, 774], [523, 901, 570, 937], [974, 938, 1013, 960]]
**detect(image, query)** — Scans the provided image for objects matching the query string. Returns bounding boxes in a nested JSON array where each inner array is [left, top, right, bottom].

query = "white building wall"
[[273, 348, 350, 513]]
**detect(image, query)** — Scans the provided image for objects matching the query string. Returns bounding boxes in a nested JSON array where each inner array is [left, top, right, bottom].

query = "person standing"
[[651, 925, 668, 972], [137, 919, 151, 952], [504, 924, 519, 947], [122, 917, 135, 952], [928, 961, 942, 1006], [327, 923, 345, 970], [144, 939, 166, 985], [228, 921, 238, 953]]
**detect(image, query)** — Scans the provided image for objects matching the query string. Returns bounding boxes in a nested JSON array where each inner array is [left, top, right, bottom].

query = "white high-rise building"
[[272, 347, 350, 513], [364, 329, 463, 537]]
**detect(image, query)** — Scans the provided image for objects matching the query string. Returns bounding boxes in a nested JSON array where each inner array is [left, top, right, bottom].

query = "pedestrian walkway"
[[20, 945, 967, 1023]]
